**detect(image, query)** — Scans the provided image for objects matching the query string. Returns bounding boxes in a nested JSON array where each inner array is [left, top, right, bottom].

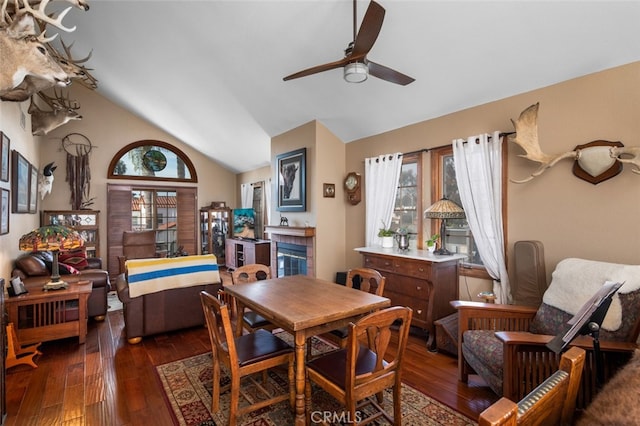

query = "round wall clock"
[[143, 149, 167, 172]]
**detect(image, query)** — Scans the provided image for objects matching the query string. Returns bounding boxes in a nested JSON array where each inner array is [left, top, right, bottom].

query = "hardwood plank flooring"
[[4, 310, 498, 425]]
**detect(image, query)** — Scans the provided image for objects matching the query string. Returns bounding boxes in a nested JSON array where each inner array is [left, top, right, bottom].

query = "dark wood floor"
[[4, 309, 498, 425]]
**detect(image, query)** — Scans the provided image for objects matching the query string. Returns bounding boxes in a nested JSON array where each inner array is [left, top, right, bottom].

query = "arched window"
[[108, 140, 198, 182]]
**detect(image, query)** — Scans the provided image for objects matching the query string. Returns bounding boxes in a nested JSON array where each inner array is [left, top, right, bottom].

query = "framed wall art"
[[1, 131, 9, 182], [11, 150, 29, 213], [276, 148, 306, 212], [1, 188, 9, 234], [29, 163, 38, 213]]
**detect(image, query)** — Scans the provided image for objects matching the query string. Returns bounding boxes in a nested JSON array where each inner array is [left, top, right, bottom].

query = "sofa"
[[12, 251, 112, 320], [115, 254, 222, 344]]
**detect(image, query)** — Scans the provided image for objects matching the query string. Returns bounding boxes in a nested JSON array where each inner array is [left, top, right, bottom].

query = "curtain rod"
[[365, 132, 516, 161]]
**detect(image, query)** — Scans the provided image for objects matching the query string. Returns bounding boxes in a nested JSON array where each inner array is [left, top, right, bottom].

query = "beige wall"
[[270, 121, 347, 280], [2, 85, 238, 274], [345, 62, 640, 292], [0, 100, 40, 280]]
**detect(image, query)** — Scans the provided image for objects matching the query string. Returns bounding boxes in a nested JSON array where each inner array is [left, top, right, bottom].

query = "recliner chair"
[[118, 230, 158, 274]]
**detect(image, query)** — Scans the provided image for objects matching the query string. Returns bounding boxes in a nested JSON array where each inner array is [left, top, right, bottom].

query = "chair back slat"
[[200, 291, 238, 366], [231, 264, 271, 284], [346, 267, 386, 296]]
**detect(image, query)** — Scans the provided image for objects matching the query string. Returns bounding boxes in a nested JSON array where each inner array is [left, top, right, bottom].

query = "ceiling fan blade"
[[283, 57, 349, 81], [350, 1, 385, 58], [367, 61, 415, 86]]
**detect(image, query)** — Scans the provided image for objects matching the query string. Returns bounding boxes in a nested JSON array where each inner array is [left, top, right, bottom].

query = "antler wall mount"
[[509, 103, 638, 185]]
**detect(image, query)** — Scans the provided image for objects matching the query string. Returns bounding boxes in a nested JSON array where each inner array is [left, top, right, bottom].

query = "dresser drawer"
[[385, 291, 428, 322], [363, 254, 394, 273], [392, 258, 431, 279], [384, 275, 429, 298]]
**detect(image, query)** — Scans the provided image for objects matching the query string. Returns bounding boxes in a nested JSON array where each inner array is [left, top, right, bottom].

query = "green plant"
[[426, 234, 440, 247], [378, 220, 395, 237]]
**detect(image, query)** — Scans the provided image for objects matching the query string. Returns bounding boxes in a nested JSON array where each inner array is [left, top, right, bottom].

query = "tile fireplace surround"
[[265, 226, 315, 277]]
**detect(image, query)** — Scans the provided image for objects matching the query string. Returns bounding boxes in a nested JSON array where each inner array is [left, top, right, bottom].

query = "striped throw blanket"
[[126, 254, 220, 298]]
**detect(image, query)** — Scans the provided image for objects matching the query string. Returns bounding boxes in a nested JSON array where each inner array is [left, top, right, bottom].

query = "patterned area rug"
[[155, 333, 476, 425]]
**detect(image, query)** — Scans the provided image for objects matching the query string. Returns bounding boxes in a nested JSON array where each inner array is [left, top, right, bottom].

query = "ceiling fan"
[[283, 0, 415, 85]]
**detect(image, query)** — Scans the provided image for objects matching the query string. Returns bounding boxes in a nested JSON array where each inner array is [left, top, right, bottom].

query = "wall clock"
[[344, 172, 361, 205]]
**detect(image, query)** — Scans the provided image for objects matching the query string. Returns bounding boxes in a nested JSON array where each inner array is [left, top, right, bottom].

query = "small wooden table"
[[5, 280, 92, 346], [224, 275, 390, 426]]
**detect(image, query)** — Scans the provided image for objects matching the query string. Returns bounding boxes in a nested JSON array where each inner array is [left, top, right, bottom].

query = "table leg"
[[79, 294, 88, 344], [294, 331, 307, 426]]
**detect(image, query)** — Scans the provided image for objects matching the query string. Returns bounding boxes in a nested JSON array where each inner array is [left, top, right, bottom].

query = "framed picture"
[[1, 131, 9, 182], [276, 148, 306, 212], [29, 163, 38, 213], [1, 188, 9, 235], [11, 150, 29, 213]]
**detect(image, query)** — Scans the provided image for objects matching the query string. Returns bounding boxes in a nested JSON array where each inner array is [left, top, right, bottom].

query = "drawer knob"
[[418, 268, 424, 272], [416, 309, 423, 315], [416, 286, 422, 291]]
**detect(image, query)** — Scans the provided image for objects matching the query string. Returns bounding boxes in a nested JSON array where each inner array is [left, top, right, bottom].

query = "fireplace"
[[277, 243, 307, 276], [265, 226, 315, 277]]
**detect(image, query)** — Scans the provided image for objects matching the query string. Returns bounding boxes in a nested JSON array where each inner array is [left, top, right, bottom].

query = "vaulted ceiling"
[[54, 1, 640, 173]]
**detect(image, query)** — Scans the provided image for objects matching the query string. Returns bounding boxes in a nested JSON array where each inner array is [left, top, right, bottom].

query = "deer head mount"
[[509, 103, 639, 184], [0, 0, 93, 102], [29, 88, 81, 135]]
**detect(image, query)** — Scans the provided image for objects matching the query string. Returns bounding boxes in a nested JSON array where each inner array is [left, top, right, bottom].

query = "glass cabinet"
[[42, 210, 100, 258], [200, 205, 231, 264]]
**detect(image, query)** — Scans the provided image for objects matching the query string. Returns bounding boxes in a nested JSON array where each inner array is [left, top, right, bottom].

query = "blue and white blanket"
[[126, 254, 220, 298]]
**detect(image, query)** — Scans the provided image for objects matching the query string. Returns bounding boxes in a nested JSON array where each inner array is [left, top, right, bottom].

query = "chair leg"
[[229, 375, 241, 426], [393, 381, 402, 424], [212, 360, 221, 412]]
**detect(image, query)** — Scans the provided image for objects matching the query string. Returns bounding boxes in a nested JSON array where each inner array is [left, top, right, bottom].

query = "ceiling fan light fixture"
[[344, 62, 368, 83]]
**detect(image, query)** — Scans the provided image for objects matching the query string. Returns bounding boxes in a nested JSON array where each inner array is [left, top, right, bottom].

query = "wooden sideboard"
[[225, 238, 271, 270], [356, 247, 465, 350]]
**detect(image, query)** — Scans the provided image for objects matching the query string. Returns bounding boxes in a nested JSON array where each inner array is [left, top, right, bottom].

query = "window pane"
[[442, 154, 483, 266], [131, 189, 179, 257], [393, 157, 420, 237]]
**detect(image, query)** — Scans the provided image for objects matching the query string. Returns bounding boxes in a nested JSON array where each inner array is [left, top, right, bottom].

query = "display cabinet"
[[200, 206, 231, 264], [42, 210, 100, 258]]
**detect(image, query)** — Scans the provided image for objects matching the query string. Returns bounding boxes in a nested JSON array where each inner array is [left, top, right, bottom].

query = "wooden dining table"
[[223, 274, 390, 426]]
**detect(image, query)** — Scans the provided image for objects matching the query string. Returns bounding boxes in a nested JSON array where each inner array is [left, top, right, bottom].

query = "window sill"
[[459, 264, 491, 280]]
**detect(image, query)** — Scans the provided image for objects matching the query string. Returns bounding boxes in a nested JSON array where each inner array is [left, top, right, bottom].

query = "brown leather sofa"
[[116, 273, 221, 344], [12, 252, 111, 320]]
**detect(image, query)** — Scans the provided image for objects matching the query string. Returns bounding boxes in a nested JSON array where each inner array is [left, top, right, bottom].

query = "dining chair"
[[229, 263, 277, 334], [305, 305, 412, 425], [310, 268, 386, 357], [199, 291, 295, 426], [478, 346, 585, 425]]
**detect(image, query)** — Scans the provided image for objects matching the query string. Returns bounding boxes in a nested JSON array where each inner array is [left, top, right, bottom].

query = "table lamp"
[[423, 197, 465, 255], [19, 225, 85, 291]]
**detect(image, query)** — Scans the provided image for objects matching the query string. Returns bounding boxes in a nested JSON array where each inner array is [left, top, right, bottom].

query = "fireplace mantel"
[[265, 226, 316, 238]]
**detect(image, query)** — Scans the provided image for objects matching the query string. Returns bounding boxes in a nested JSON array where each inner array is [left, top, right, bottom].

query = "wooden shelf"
[[265, 226, 315, 238]]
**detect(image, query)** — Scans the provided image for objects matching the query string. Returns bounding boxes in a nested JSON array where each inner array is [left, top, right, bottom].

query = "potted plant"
[[426, 234, 440, 253], [378, 221, 395, 248]]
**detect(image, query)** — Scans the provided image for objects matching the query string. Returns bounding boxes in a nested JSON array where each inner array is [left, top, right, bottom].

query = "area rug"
[[155, 333, 476, 425]]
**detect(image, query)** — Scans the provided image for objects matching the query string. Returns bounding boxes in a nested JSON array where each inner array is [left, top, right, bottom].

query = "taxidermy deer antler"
[[610, 147, 640, 174], [509, 103, 578, 183]]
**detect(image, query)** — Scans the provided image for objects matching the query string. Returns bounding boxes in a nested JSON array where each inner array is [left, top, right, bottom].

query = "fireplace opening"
[[277, 243, 307, 277]]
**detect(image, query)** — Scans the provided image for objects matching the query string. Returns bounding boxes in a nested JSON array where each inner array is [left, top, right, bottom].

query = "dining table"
[[223, 274, 391, 426]]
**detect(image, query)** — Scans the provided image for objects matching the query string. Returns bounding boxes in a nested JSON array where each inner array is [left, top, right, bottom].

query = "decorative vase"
[[381, 236, 394, 248], [427, 244, 436, 253]]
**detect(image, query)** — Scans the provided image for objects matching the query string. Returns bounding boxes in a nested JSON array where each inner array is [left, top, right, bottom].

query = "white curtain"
[[240, 183, 253, 209], [453, 132, 512, 304], [365, 153, 403, 246], [264, 178, 272, 225]]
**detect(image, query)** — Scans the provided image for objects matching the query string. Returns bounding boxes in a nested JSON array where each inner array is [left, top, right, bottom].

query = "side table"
[[5, 280, 92, 346]]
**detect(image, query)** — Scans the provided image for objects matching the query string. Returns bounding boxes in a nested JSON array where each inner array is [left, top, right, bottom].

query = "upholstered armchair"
[[453, 258, 640, 408], [118, 230, 159, 274]]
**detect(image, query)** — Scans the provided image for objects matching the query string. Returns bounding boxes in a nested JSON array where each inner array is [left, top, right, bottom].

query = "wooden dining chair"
[[478, 346, 586, 426], [305, 305, 412, 425], [311, 268, 386, 356], [230, 263, 277, 334], [199, 291, 295, 426]]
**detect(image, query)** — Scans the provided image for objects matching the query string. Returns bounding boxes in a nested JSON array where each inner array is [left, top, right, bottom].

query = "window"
[[132, 189, 178, 257], [108, 140, 198, 182], [391, 152, 422, 246], [431, 146, 489, 278]]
